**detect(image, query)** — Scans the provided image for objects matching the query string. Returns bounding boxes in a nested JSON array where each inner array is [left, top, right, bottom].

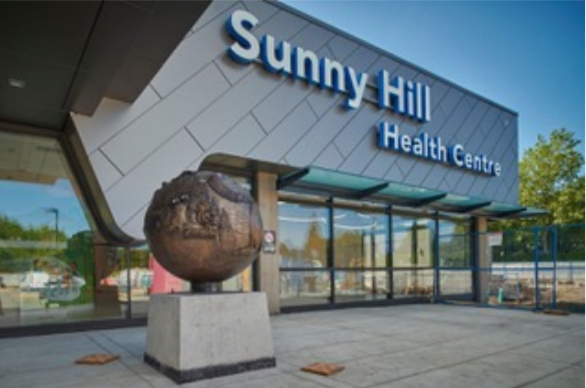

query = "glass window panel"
[[393, 269, 434, 297], [278, 202, 330, 268], [94, 245, 129, 319], [392, 216, 434, 268], [222, 266, 253, 292], [0, 131, 126, 327], [334, 270, 388, 303], [438, 217, 471, 267], [439, 270, 473, 296], [333, 209, 388, 268], [279, 270, 330, 307]]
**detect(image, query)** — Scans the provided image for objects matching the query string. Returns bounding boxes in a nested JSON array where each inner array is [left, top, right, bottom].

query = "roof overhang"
[[0, 1, 211, 130], [202, 154, 546, 219]]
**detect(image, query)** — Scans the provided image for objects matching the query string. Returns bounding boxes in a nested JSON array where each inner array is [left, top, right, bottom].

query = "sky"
[[0, 180, 90, 238], [283, 0, 585, 165]]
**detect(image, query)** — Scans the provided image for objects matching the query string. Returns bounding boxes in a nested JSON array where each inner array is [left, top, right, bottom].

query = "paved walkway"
[[0, 305, 583, 387]]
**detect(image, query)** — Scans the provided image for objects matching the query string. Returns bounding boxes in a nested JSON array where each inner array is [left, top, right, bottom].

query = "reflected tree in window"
[[303, 217, 328, 267]]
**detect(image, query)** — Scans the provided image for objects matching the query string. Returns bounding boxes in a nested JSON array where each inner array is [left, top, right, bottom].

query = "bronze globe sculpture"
[[144, 171, 263, 291]]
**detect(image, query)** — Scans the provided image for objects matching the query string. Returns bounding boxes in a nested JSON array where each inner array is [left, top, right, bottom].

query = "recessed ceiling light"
[[8, 78, 26, 88]]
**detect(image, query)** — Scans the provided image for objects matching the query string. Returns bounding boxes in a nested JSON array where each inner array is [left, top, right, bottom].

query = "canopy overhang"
[[276, 166, 545, 219], [201, 154, 546, 220], [0, 1, 211, 130]]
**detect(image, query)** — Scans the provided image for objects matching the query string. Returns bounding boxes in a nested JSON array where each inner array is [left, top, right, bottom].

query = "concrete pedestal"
[[144, 292, 276, 384]]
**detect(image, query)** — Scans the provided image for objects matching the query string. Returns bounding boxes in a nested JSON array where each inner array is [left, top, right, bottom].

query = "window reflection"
[[393, 269, 434, 298], [440, 270, 473, 295], [280, 271, 330, 307], [278, 202, 330, 306], [333, 209, 388, 268], [0, 131, 484, 322], [0, 131, 125, 327], [391, 216, 435, 299], [277, 200, 476, 307], [438, 217, 473, 297], [335, 270, 388, 303], [392, 216, 435, 268], [278, 203, 329, 268], [94, 245, 127, 319], [438, 218, 471, 267]]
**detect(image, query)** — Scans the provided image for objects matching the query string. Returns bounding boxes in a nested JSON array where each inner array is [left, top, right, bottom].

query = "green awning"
[[473, 202, 526, 217], [202, 155, 546, 219], [278, 167, 389, 199], [372, 183, 446, 207], [274, 165, 547, 218], [278, 166, 448, 206], [499, 207, 549, 219], [432, 194, 492, 213]]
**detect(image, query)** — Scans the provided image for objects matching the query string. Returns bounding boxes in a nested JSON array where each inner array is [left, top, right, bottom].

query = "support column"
[[254, 172, 280, 314], [475, 217, 490, 303]]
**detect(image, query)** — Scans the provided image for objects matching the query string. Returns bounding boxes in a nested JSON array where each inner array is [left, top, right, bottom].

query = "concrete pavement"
[[0, 305, 583, 387]]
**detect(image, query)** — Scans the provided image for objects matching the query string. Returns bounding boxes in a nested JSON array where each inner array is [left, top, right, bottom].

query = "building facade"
[[0, 1, 537, 335]]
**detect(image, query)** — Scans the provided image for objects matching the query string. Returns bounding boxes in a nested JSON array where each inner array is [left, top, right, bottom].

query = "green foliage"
[[62, 231, 95, 304], [130, 248, 150, 268], [508, 128, 585, 228], [0, 214, 67, 242], [0, 214, 68, 267], [0, 214, 98, 306], [439, 235, 470, 267], [556, 225, 585, 262]]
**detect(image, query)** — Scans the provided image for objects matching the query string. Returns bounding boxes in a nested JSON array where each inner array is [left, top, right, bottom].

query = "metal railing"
[[439, 224, 585, 312]]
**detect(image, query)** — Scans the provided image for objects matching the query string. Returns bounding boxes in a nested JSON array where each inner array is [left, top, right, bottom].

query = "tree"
[[0, 213, 68, 265], [334, 230, 364, 267], [304, 218, 327, 265], [518, 128, 585, 226]]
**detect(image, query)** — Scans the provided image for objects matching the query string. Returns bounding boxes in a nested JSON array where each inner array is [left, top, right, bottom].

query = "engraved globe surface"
[[143, 171, 263, 283]]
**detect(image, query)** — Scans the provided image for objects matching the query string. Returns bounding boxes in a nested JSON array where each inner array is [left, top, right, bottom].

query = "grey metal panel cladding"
[[327, 35, 359, 61], [286, 104, 361, 166], [108, 129, 203, 231], [150, 2, 242, 98], [74, 86, 161, 154], [249, 102, 318, 161], [313, 144, 345, 170], [74, 0, 519, 238], [101, 63, 229, 174], [88, 151, 122, 191]]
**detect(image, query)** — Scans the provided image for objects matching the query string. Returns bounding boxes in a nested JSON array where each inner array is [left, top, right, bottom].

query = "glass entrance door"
[[392, 215, 435, 298]]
